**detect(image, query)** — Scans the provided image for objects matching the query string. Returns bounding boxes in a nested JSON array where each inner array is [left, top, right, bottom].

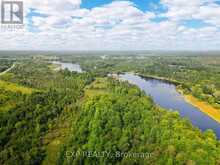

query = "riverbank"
[[136, 73, 181, 85], [138, 73, 220, 124], [180, 91, 220, 124]]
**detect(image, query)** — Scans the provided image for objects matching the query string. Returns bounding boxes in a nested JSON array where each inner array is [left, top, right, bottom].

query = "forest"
[[58, 54, 220, 109], [0, 53, 220, 165], [0, 58, 93, 164], [58, 78, 220, 165]]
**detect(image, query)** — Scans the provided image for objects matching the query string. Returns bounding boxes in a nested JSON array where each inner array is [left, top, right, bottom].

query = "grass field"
[[84, 78, 109, 98], [0, 80, 35, 112], [42, 110, 71, 165], [0, 80, 34, 94]]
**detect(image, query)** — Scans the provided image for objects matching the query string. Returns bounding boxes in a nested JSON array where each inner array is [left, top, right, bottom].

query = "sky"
[[0, 0, 220, 51]]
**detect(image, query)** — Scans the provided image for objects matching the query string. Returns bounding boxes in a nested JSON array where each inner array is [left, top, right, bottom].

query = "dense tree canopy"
[[0, 56, 220, 165], [59, 78, 220, 165], [0, 60, 93, 164]]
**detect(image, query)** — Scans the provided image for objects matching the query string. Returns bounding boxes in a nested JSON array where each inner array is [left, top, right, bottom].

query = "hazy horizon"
[[1, 50, 220, 57]]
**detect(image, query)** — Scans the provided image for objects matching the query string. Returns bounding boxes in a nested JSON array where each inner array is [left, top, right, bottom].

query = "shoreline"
[[135, 73, 181, 85], [180, 91, 220, 124], [136, 73, 220, 124]]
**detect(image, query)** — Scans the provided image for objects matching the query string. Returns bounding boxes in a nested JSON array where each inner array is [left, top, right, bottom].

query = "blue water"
[[120, 73, 220, 139]]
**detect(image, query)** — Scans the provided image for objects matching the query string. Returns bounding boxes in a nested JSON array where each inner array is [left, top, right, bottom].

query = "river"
[[51, 61, 83, 73], [119, 73, 220, 139], [50, 61, 220, 139]]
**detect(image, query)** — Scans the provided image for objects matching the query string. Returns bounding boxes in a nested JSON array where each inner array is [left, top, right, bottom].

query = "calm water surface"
[[51, 61, 83, 73], [120, 73, 220, 139]]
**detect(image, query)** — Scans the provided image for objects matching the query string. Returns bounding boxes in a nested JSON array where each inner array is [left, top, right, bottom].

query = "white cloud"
[[161, 0, 220, 27], [0, 0, 220, 50], [194, 4, 220, 27], [25, 0, 81, 15]]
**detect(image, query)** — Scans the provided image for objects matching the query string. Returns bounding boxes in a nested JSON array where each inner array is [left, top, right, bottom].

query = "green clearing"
[[0, 80, 34, 94]]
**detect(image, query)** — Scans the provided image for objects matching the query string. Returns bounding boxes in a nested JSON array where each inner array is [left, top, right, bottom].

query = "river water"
[[120, 73, 220, 139], [51, 61, 83, 73], [50, 61, 220, 139]]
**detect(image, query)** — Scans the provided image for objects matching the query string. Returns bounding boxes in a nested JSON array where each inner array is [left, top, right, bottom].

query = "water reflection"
[[120, 73, 220, 139]]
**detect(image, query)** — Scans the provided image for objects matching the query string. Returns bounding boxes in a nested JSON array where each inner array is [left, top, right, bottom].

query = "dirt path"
[[0, 63, 15, 76]]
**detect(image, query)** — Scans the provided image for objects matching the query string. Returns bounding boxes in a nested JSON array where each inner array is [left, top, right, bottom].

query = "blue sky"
[[81, 0, 164, 12], [79, 0, 219, 29], [1, 0, 220, 50]]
